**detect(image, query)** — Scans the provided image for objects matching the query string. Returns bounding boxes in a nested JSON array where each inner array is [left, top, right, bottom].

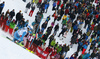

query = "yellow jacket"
[[33, 0, 35, 3], [62, 15, 67, 20]]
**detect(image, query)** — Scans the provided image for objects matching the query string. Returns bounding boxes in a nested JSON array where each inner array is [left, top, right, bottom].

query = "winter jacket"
[[83, 44, 87, 49], [17, 24, 23, 29], [14, 31, 20, 40], [10, 22, 15, 29], [57, 0, 60, 6], [54, 25, 59, 31], [46, 16, 50, 22], [55, 44, 59, 49], [62, 15, 67, 20], [91, 52, 96, 58], [84, 53, 90, 59], [32, 22, 35, 26], [19, 20, 25, 26], [51, 22, 54, 27], [90, 24, 95, 30], [62, 19, 67, 25], [95, 14, 99, 19], [31, 6, 35, 11], [73, 25, 78, 30], [86, 13, 90, 17], [65, 9, 69, 14], [33, 0, 35, 3], [39, 0, 42, 3], [51, 40, 56, 46], [24, 21, 29, 27], [42, 34, 48, 41], [26, 2, 31, 9], [82, 55, 85, 59], [36, 15, 41, 23], [47, 27, 52, 34], [6, 20, 11, 26], [20, 31, 27, 41], [45, 47, 52, 53], [53, 2, 56, 7], [71, 36, 77, 44], [42, 22, 47, 29], [35, 0, 39, 4], [70, 13, 75, 20], [45, 3, 49, 9], [38, 33, 42, 38], [60, 4, 64, 8], [16, 12, 22, 21], [0, 3, 4, 8], [57, 47, 62, 53], [97, 30, 100, 35], [70, 57, 74, 59], [10, 11, 15, 18]]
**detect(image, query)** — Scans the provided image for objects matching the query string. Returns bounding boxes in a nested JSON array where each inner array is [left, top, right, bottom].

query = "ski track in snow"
[[0, 0, 98, 58]]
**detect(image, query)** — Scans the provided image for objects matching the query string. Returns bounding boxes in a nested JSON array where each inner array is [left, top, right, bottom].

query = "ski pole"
[[28, 17, 43, 50]]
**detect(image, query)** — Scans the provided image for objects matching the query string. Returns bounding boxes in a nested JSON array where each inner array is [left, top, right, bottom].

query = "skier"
[[29, 6, 35, 17], [25, 2, 31, 13]]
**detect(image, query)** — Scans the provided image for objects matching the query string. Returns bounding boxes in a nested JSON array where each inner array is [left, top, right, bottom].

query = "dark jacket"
[[91, 52, 96, 58], [70, 13, 75, 20], [31, 6, 35, 11], [42, 22, 47, 29], [85, 19, 90, 24], [47, 26, 52, 35], [42, 34, 48, 41], [54, 24, 59, 31], [26, 2, 31, 9], [16, 12, 22, 21], [10, 11, 15, 18]]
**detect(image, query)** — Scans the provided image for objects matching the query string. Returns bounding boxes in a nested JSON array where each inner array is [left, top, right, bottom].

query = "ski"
[[6, 37, 12, 41], [5, 36, 24, 48]]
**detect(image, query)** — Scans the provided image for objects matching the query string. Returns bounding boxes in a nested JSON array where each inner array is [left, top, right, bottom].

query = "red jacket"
[[86, 13, 90, 17], [57, 1, 60, 5], [65, 9, 69, 14], [39, 0, 42, 3], [95, 14, 99, 19], [45, 47, 52, 53], [91, 24, 95, 30], [54, 15, 58, 19], [60, 4, 64, 8]]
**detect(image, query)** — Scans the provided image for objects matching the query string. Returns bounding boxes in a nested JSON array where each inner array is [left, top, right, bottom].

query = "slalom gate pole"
[[28, 17, 43, 50]]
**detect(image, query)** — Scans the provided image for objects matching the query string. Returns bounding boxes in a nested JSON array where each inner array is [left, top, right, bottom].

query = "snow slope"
[[0, 32, 40, 59]]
